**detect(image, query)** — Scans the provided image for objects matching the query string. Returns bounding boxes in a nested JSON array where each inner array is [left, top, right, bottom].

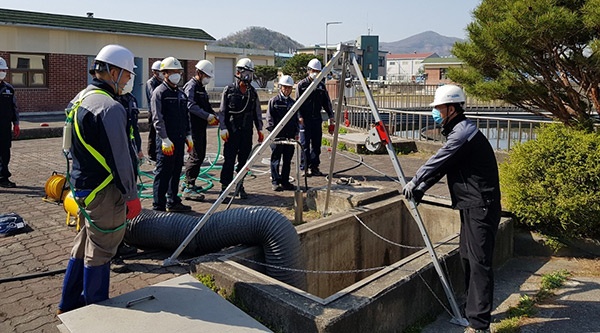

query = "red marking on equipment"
[[40, 123, 49, 127], [375, 121, 389, 144]]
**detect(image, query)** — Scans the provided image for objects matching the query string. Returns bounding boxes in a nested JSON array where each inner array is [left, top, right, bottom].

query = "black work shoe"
[[167, 202, 192, 212], [152, 206, 166, 212], [116, 242, 137, 256], [0, 179, 16, 188], [281, 183, 296, 191], [237, 187, 249, 199], [272, 184, 283, 191], [310, 168, 324, 177]]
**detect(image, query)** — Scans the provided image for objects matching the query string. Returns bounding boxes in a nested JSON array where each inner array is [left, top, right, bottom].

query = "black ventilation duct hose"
[[124, 207, 304, 287]]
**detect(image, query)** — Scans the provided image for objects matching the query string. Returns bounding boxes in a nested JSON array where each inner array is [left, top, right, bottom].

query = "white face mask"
[[168, 73, 181, 85], [309, 72, 318, 80], [121, 77, 134, 95], [158, 72, 164, 80], [0, 72, 6, 80], [201, 77, 211, 86]]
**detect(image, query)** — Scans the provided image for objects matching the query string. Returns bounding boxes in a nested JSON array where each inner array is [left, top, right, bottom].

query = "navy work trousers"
[[153, 138, 185, 209], [270, 143, 294, 186], [220, 126, 253, 187], [299, 117, 323, 171], [460, 203, 501, 330]]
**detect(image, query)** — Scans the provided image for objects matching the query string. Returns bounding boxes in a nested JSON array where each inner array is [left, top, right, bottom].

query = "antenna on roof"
[[86, 12, 94, 18]]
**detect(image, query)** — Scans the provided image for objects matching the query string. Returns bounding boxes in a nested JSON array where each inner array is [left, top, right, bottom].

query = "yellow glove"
[[207, 114, 219, 126], [161, 138, 174, 156], [185, 135, 194, 153], [220, 129, 229, 142]]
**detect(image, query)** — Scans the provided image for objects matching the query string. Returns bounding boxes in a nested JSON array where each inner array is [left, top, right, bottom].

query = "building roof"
[[421, 57, 463, 65], [387, 52, 438, 60], [0, 8, 215, 42]]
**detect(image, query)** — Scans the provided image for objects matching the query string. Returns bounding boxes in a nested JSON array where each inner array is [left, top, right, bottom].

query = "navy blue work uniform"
[[183, 77, 215, 185], [410, 113, 501, 330], [145, 75, 161, 161], [150, 82, 190, 210], [217, 81, 262, 189], [0, 80, 18, 184], [266, 93, 298, 188], [116, 93, 142, 177], [295, 76, 333, 173]]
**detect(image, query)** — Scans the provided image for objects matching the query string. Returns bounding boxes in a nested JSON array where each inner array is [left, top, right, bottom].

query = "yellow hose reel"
[[43, 172, 69, 203], [43, 172, 81, 230]]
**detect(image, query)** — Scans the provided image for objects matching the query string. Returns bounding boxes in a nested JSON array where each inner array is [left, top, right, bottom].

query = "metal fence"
[[340, 105, 556, 151]]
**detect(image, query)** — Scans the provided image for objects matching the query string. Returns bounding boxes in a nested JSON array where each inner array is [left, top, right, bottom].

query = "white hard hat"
[[160, 56, 183, 71], [278, 75, 294, 87], [430, 84, 466, 107], [195, 60, 214, 77], [151, 60, 162, 71], [307, 58, 322, 71], [0, 57, 7, 70], [95, 44, 136, 73], [236, 58, 254, 72]]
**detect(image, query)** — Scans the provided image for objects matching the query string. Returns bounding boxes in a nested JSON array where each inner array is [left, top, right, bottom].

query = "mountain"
[[216, 26, 304, 53], [379, 31, 463, 56]]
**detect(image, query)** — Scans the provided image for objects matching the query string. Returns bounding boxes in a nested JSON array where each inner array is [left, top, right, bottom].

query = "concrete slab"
[[57, 274, 272, 333]]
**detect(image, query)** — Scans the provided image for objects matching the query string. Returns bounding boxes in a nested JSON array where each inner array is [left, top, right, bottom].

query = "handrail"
[[340, 105, 556, 151]]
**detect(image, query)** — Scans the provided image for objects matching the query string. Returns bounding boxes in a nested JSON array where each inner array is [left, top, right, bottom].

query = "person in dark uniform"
[[117, 92, 143, 162], [145, 60, 162, 162], [217, 58, 264, 199], [115, 91, 143, 256], [58, 44, 141, 314], [151, 56, 193, 212], [181, 59, 219, 201], [267, 75, 298, 191], [0, 56, 20, 188], [402, 85, 501, 333], [295, 58, 334, 177]]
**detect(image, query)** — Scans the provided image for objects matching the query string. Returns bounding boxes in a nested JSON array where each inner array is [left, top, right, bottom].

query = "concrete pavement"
[[1, 118, 599, 333]]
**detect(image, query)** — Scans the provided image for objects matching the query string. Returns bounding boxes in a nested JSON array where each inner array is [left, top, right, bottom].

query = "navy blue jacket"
[[151, 82, 190, 142], [266, 93, 298, 139], [0, 81, 19, 129], [295, 76, 333, 120]]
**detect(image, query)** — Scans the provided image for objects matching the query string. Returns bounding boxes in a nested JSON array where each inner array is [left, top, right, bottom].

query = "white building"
[[386, 52, 438, 83]]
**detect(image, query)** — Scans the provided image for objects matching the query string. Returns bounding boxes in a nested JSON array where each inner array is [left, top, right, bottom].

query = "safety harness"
[[64, 89, 127, 233]]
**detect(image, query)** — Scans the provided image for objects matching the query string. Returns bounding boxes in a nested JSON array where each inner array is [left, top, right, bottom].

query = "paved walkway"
[[1, 119, 598, 333]]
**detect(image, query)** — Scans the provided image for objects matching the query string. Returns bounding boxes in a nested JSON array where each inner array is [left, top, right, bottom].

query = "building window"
[[378, 56, 385, 67], [439, 68, 448, 80], [389, 61, 395, 66], [10, 53, 48, 88]]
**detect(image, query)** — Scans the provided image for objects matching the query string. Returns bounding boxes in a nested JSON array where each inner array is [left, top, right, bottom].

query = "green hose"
[[137, 128, 223, 199]]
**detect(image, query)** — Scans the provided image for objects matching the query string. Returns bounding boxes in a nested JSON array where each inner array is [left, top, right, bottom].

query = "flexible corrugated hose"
[[124, 207, 304, 287]]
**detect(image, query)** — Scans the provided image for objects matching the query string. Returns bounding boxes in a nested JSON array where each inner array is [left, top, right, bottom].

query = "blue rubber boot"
[[58, 258, 84, 313], [83, 263, 110, 305]]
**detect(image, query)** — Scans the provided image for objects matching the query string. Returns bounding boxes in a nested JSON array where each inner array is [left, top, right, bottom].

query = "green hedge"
[[500, 123, 600, 239]]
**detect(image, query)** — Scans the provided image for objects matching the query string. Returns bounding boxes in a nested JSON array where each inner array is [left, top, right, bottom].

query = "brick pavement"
[[0, 128, 443, 333]]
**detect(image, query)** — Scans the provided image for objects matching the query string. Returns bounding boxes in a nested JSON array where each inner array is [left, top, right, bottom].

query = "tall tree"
[[281, 54, 323, 82], [254, 65, 278, 88], [450, 0, 600, 126]]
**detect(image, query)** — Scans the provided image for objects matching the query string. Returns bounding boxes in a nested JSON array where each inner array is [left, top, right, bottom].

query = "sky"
[[3, 1, 481, 46]]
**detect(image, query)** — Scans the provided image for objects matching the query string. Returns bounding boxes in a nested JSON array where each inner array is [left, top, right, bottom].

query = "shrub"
[[500, 123, 600, 239]]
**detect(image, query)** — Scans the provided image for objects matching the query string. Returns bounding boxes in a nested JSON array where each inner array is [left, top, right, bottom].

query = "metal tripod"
[[163, 43, 467, 326]]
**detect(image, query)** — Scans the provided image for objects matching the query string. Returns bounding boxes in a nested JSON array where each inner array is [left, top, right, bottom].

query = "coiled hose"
[[124, 207, 304, 287]]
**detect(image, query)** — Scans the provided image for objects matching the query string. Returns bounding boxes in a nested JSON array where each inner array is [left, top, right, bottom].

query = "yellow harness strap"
[[69, 89, 114, 206]]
